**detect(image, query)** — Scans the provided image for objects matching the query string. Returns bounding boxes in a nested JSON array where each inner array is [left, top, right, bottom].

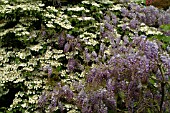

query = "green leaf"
[[160, 24, 170, 31], [149, 78, 155, 85], [151, 34, 170, 49], [147, 108, 152, 113], [15, 57, 20, 64], [152, 35, 170, 43], [56, 65, 62, 72], [119, 91, 125, 101]]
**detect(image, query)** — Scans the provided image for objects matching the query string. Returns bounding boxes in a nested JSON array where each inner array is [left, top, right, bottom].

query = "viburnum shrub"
[[0, 0, 45, 48], [38, 2, 170, 112]]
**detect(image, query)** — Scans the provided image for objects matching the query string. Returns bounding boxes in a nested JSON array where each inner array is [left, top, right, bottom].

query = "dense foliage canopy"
[[0, 0, 170, 113]]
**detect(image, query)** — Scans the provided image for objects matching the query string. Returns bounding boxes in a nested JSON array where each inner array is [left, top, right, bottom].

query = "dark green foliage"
[[0, 0, 45, 48], [0, 82, 25, 107], [41, 0, 83, 8]]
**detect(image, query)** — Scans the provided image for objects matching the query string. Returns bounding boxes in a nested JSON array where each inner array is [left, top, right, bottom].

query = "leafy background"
[[0, 0, 170, 113]]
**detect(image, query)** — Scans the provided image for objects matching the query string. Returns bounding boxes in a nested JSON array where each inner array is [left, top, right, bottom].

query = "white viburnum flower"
[[13, 78, 25, 83], [91, 2, 100, 7], [16, 52, 27, 59], [28, 95, 39, 104], [46, 23, 55, 28], [23, 67, 34, 71], [82, 0, 90, 4], [110, 4, 122, 10], [29, 44, 43, 52], [21, 103, 27, 108], [67, 7, 85, 11], [44, 50, 53, 59], [77, 17, 95, 21]]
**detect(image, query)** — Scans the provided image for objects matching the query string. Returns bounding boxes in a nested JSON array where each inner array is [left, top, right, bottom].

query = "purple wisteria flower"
[[38, 92, 48, 107], [104, 15, 110, 21], [84, 49, 91, 63], [122, 24, 127, 31], [58, 32, 66, 49], [64, 42, 71, 53], [42, 65, 53, 78], [104, 22, 113, 31], [42, 31, 46, 36], [143, 41, 159, 60], [48, 67, 53, 77], [67, 58, 77, 71], [129, 19, 139, 29], [66, 34, 74, 39], [121, 8, 129, 17]]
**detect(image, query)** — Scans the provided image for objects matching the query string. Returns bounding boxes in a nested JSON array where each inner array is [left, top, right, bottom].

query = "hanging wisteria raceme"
[[38, 83, 74, 112], [123, 3, 170, 27], [58, 31, 66, 49]]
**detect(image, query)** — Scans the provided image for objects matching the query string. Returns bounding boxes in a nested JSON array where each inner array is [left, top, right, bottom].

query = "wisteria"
[[37, 1, 170, 111], [0, 0, 170, 113]]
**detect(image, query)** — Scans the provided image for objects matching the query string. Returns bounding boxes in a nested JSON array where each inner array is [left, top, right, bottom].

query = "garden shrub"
[[0, 0, 170, 113], [0, 0, 45, 48]]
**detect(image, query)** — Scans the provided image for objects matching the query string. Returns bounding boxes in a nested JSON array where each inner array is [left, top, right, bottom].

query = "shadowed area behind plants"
[[146, 0, 170, 10]]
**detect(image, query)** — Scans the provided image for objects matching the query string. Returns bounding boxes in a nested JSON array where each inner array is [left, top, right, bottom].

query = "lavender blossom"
[[58, 32, 66, 49], [84, 51, 91, 63], [162, 14, 170, 25], [128, 13, 136, 19], [121, 8, 129, 17], [111, 13, 116, 19], [104, 15, 110, 22], [61, 85, 74, 100], [100, 25, 104, 33], [99, 43, 105, 54], [135, 5, 141, 12], [143, 41, 159, 60], [48, 67, 53, 77], [49, 95, 57, 112], [106, 78, 115, 92], [129, 19, 139, 29], [38, 92, 48, 107], [64, 42, 71, 53], [104, 22, 113, 31], [42, 31, 46, 36], [113, 18, 118, 26], [66, 34, 74, 40], [91, 51, 97, 58], [67, 58, 77, 71], [76, 42, 83, 51], [122, 24, 127, 31]]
